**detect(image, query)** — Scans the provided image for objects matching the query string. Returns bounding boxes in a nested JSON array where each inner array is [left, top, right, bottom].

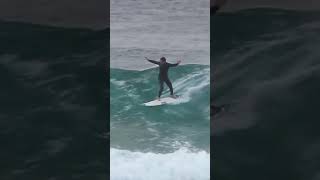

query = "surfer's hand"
[[145, 57, 150, 61]]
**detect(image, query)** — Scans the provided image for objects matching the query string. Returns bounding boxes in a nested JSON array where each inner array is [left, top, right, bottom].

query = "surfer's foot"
[[170, 94, 178, 99], [157, 97, 161, 101]]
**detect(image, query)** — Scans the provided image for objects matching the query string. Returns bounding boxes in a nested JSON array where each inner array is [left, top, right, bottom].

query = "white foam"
[[111, 78, 126, 86], [110, 148, 210, 180], [166, 67, 210, 104]]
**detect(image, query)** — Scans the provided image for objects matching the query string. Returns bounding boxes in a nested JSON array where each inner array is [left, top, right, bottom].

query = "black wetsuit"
[[148, 60, 179, 98]]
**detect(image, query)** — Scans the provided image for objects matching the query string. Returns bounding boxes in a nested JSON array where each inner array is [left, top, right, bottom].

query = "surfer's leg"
[[158, 80, 164, 98], [165, 79, 174, 95]]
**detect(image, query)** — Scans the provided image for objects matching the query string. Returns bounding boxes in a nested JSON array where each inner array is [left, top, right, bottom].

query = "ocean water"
[[212, 9, 320, 180], [110, 0, 210, 179], [0, 21, 109, 179], [110, 0, 210, 70]]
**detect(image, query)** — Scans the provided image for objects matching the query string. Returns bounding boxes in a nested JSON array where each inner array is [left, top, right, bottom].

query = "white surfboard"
[[144, 96, 179, 106]]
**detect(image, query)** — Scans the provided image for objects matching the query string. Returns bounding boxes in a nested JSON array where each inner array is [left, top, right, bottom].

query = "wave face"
[[212, 9, 320, 180], [110, 64, 210, 179], [0, 21, 109, 179]]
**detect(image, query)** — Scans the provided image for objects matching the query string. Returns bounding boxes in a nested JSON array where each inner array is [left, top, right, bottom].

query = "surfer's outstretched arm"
[[168, 60, 181, 67], [145, 57, 160, 65]]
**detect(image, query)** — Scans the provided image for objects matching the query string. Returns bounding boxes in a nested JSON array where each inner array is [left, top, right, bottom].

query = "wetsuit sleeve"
[[148, 60, 160, 65], [168, 63, 179, 67]]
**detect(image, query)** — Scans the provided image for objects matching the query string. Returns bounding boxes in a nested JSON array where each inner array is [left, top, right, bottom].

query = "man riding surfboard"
[[145, 57, 181, 100]]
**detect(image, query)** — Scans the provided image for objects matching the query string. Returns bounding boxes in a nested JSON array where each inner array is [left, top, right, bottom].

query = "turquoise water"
[[110, 64, 210, 180], [111, 64, 210, 152]]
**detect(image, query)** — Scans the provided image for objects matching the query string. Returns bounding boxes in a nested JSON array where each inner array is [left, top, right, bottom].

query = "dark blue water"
[[212, 8, 320, 180], [0, 21, 109, 179]]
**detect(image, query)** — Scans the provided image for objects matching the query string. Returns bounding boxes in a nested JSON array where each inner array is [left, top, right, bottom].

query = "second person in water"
[[145, 57, 181, 100]]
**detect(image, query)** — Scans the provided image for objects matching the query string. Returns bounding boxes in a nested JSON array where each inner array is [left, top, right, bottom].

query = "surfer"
[[145, 57, 181, 100]]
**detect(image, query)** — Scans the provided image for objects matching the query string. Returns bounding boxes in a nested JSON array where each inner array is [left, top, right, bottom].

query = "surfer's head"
[[160, 57, 166, 62]]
